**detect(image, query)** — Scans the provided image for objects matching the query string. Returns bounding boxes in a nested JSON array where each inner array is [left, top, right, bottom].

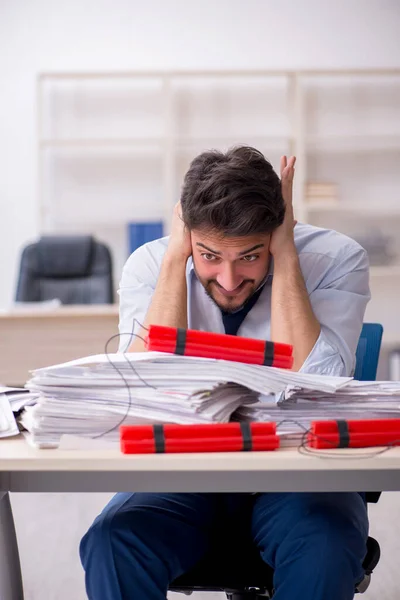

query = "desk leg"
[[0, 492, 24, 600]]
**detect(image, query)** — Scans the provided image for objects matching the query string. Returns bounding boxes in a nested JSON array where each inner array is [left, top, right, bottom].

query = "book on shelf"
[[304, 182, 338, 204]]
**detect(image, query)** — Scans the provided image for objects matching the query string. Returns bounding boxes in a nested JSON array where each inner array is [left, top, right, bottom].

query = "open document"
[[0, 393, 19, 438]]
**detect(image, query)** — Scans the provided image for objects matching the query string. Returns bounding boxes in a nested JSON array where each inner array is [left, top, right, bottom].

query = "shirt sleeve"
[[117, 243, 163, 352], [299, 246, 371, 376]]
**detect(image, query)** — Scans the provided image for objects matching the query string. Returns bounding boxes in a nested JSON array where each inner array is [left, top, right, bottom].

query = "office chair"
[[354, 323, 384, 382], [15, 235, 113, 304], [2, 236, 114, 599], [170, 323, 384, 599]]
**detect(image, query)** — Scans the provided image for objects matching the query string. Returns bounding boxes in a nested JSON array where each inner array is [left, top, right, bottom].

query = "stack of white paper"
[[21, 352, 351, 448], [235, 380, 400, 446], [284, 380, 400, 403]]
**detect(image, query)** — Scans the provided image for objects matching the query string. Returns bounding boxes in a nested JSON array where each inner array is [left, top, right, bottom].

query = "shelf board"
[[174, 134, 291, 145], [39, 135, 292, 152], [305, 202, 400, 216], [40, 138, 163, 148], [306, 134, 400, 153], [380, 335, 400, 347], [38, 69, 400, 80], [370, 266, 400, 277]]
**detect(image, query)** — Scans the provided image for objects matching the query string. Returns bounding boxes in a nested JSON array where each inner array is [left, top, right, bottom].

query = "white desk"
[[0, 305, 119, 386], [2, 436, 400, 493], [2, 436, 400, 599]]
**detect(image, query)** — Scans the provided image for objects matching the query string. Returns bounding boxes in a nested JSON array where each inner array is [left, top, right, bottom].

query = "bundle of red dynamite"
[[145, 324, 293, 369], [308, 418, 400, 449], [120, 422, 279, 454]]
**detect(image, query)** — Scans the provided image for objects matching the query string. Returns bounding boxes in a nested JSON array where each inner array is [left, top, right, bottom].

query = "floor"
[[10, 491, 400, 599]]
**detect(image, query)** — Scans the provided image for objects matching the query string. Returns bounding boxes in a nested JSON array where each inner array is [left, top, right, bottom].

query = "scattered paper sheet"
[[0, 394, 19, 438]]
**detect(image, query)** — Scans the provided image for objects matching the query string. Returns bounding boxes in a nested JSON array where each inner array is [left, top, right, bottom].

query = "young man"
[[80, 146, 370, 600]]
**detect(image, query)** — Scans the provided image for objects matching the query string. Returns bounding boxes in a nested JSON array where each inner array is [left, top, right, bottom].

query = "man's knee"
[[300, 506, 365, 556], [277, 494, 368, 579], [80, 508, 120, 567], [254, 493, 368, 572], [81, 501, 157, 553], [80, 493, 212, 583]]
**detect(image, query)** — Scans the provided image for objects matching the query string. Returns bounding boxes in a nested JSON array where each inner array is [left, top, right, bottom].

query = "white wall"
[[2, 1, 400, 598], [1, 0, 400, 308]]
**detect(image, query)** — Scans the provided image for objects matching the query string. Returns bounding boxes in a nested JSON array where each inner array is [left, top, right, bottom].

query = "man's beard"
[[203, 279, 256, 313]]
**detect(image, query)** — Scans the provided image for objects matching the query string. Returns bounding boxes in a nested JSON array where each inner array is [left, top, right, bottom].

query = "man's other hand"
[[270, 156, 297, 257], [167, 202, 192, 260]]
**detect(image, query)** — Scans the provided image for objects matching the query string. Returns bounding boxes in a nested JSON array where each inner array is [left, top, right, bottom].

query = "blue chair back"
[[354, 323, 383, 381]]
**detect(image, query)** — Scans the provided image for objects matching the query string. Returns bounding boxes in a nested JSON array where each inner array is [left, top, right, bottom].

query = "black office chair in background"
[[15, 235, 113, 304]]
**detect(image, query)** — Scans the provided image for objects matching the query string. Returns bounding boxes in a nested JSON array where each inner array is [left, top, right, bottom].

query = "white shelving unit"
[[298, 73, 400, 286], [36, 69, 400, 350], [37, 70, 296, 282], [294, 72, 400, 354]]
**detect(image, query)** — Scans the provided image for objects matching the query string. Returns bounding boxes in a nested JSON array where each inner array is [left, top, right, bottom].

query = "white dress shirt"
[[118, 223, 370, 376]]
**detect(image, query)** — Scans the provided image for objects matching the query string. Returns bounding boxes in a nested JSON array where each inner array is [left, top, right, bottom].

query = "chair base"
[[170, 536, 380, 598], [171, 587, 272, 600], [225, 588, 272, 600]]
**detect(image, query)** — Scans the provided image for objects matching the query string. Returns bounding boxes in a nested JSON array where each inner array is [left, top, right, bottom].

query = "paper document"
[[0, 387, 39, 413], [235, 379, 400, 446], [21, 352, 352, 448], [0, 394, 19, 438]]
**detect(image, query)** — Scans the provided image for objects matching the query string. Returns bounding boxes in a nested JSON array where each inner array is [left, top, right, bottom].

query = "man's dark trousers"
[[80, 491, 368, 600]]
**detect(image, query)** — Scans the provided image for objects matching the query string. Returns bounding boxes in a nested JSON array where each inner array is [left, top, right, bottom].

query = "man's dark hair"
[[180, 145, 285, 236]]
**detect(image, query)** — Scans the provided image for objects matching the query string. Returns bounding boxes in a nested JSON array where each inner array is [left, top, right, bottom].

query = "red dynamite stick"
[[312, 419, 400, 435], [344, 419, 400, 432], [121, 435, 279, 454], [146, 325, 293, 367], [148, 338, 293, 368], [148, 338, 292, 363], [308, 419, 400, 449], [146, 325, 293, 356], [120, 422, 279, 453], [308, 431, 400, 449], [121, 422, 277, 440]]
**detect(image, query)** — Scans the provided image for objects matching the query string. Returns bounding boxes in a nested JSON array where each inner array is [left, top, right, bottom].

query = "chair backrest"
[[354, 323, 383, 381], [15, 235, 114, 304]]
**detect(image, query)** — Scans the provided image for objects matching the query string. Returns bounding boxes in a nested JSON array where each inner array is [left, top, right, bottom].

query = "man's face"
[[191, 229, 271, 313]]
